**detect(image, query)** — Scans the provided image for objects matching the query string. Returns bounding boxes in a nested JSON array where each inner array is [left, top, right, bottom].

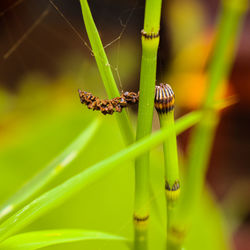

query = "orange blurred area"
[[164, 30, 236, 110]]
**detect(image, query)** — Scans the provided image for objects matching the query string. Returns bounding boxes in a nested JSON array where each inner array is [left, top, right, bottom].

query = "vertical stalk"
[[134, 0, 162, 249], [79, 0, 134, 145], [169, 0, 248, 248], [155, 84, 180, 233]]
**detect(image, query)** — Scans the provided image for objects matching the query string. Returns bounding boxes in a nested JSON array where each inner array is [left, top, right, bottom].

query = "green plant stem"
[[79, 0, 134, 145], [0, 111, 201, 243], [160, 112, 179, 189], [134, 0, 162, 248], [0, 119, 100, 224], [159, 111, 180, 231], [170, 0, 248, 247]]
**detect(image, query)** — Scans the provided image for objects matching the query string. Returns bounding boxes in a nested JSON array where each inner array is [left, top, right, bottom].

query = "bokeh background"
[[0, 0, 250, 249]]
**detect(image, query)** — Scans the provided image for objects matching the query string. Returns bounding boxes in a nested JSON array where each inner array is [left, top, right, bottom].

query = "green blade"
[[0, 229, 129, 250], [79, 0, 134, 144], [0, 111, 201, 242], [0, 119, 101, 223]]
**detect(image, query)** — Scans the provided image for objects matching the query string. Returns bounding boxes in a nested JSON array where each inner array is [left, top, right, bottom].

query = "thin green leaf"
[[204, 0, 248, 109], [170, 1, 248, 247], [175, 0, 248, 228], [0, 119, 101, 223], [0, 111, 202, 242], [79, 0, 134, 144], [0, 229, 129, 250]]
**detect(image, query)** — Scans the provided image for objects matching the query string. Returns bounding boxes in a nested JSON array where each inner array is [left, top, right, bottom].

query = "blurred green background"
[[0, 0, 249, 249]]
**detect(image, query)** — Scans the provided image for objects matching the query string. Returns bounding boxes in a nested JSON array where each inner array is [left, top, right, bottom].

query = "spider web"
[[1, 0, 138, 91], [0, 0, 26, 17]]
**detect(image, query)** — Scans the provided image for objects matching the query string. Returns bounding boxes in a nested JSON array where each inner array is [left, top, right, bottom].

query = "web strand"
[[104, 3, 138, 90], [2, 0, 137, 92], [103, 4, 137, 49], [49, 0, 138, 91], [48, 0, 126, 74], [3, 7, 50, 60], [47, 0, 120, 75], [48, 0, 92, 53], [0, 0, 26, 17]]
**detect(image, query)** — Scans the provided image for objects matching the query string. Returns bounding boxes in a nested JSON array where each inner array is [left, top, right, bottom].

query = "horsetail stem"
[[134, 0, 162, 249], [155, 84, 180, 233]]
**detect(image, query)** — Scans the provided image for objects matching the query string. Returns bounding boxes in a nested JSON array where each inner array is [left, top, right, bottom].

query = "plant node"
[[133, 214, 150, 229], [165, 180, 180, 202], [141, 29, 160, 39]]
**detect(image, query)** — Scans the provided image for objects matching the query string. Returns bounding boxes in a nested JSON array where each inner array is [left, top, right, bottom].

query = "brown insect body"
[[78, 89, 139, 115]]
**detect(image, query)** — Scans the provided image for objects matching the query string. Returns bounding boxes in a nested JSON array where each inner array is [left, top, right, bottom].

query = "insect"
[[78, 89, 139, 115]]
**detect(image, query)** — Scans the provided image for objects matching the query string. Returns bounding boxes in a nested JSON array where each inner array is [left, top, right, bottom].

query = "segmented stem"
[[134, 0, 162, 249], [155, 84, 180, 235]]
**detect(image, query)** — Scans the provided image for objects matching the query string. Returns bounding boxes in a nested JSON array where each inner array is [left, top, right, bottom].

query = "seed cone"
[[154, 83, 175, 114]]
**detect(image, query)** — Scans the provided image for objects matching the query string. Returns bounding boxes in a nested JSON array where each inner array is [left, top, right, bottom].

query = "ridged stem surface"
[[134, 0, 162, 249]]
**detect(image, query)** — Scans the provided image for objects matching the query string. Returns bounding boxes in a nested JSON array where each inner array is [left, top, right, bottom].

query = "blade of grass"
[[204, 0, 248, 109], [0, 119, 101, 223], [0, 229, 130, 250], [169, 0, 248, 247], [134, 0, 162, 248], [0, 111, 202, 243], [79, 0, 134, 145]]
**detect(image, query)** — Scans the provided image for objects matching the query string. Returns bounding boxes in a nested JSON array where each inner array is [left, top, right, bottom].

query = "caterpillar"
[[78, 83, 174, 115], [78, 89, 139, 115]]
